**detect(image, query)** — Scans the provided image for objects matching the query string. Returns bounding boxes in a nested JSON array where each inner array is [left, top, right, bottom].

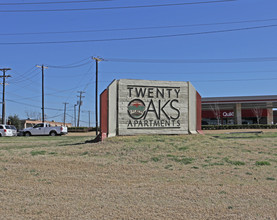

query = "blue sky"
[[1, 0, 277, 126]]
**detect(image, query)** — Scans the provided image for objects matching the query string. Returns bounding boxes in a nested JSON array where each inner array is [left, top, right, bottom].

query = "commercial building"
[[202, 95, 277, 125], [21, 119, 72, 129]]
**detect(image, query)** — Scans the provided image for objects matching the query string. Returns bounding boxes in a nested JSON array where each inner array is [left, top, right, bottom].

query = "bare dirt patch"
[[0, 134, 276, 219]]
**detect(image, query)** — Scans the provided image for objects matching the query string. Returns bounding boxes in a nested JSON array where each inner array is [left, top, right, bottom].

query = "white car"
[[7, 125, 18, 136], [0, 124, 14, 137]]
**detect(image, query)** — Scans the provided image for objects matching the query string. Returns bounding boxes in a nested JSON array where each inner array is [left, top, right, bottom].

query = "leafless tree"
[[25, 110, 41, 120], [251, 106, 263, 124], [210, 103, 221, 125]]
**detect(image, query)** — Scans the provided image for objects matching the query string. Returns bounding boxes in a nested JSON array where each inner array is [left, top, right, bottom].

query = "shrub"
[[68, 127, 97, 132]]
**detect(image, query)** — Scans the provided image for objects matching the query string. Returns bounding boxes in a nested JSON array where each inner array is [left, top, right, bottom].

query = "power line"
[[1, 23, 276, 45], [9, 68, 40, 84], [101, 70, 277, 75], [2, 18, 277, 36], [46, 113, 64, 120], [192, 77, 277, 83], [6, 99, 42, 109], [0, 0, 111, 6], [66, 113, 91, 125], [105, 56, 277, 64], [45, 56, 91, 67], [0, 0, 235, 13], [47, 61, 91, 68], [5, 99, 63, 111], [9, 66, 36, 80]]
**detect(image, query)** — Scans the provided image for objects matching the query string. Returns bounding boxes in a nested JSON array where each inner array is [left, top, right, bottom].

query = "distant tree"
[[251, 106, 263, 124], [25, 110, 41, 120], [210, 103, 221, 125], [8, 114, 21, 130]]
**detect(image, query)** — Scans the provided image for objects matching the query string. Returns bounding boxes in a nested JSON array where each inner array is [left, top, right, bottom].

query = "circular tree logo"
[[128, 99, 146, 119]]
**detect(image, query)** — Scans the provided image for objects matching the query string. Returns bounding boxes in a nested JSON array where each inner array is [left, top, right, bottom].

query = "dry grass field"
[[0, 132, 276, 219]]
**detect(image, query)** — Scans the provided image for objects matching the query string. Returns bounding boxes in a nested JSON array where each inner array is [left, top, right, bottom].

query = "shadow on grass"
[[213, 136, 259, 139], [59, 137, 98, 146]]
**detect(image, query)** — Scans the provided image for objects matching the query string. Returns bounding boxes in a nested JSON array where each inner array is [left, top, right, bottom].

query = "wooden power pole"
[[63, 102, 69, 126], [0, 68, 11, 124], [36, 65, 48, 123], [77, 91, 85, 127], [92, 57, 103, 136]]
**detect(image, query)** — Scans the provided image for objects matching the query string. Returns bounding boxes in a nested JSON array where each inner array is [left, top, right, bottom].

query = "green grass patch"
[[164, 164, 173, 170], [80, 151, 89, 156], [167, 155, 194, 165], [30, 169, 39, 176], [255, 161, 271, 166], [178, 146, 189, 151], [48, 152, 57, 155], [30, 151, 46, 156], [208, 162, 225, 166], [223, 157, 245, 166], [151, 157, 161, 162]]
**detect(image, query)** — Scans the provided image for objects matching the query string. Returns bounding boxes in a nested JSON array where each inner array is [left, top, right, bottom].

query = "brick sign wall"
[[101, 79, 201, 137]]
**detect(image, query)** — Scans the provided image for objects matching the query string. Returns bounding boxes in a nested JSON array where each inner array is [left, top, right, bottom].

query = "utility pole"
[[77, 91, 85, 127], [0, 68, 11, 124], [63, 102, 69, 126], [36, 65, 48, 123], [88, 110, 91, 128], [74, 104, 77, 127], [92, 57, 103, 136]]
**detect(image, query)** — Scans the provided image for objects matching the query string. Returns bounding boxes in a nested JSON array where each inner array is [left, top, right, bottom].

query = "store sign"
[[222, 111, 234, 117], [126, 86, 181, 129]]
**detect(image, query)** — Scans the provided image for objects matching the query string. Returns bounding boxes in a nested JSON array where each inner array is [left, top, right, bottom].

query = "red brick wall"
[[100, 89, 108, 134], [196, 92, 202, 131]]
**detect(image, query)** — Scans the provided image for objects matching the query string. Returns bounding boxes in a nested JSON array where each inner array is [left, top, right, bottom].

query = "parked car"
[[0, 124, 14, 137], [22, 123, 68, 136], [7, 125, 18, 136]]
